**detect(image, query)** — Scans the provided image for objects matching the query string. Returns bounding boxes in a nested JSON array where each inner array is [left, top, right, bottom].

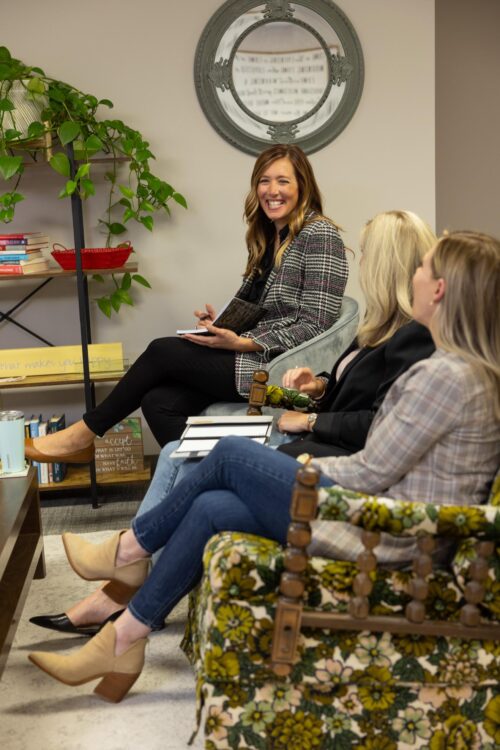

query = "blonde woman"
[[26, 144, 347, 459], [28, 231, 500, 701], [277, 209, 436, 457]]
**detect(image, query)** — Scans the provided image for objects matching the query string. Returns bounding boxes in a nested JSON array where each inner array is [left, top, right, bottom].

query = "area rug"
[[0, 532, 204, 750]]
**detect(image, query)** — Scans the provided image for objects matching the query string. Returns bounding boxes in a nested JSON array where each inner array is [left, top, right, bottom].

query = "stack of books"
[[26, 414, 67, 484], [0, 232, 50, 275]]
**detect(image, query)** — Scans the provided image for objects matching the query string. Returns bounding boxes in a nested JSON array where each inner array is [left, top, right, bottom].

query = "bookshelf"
[[38, 457, 152, 492], [0, 150, 151, 505]]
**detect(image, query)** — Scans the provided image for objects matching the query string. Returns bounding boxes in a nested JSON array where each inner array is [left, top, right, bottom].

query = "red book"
[[0, 262, 48, 274]]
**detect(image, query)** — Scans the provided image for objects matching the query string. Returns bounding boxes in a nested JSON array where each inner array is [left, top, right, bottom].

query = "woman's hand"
[[277, 411, 310, 433], [181, 323, 262, 352], [282, 367, 325, 398], [193, 303, 216, 329]]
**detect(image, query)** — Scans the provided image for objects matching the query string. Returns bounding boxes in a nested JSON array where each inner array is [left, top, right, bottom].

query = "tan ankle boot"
[[62, 531, 149, 590], [28, 622, 147, 702]]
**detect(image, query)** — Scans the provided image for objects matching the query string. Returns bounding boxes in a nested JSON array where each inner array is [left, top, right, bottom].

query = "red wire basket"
[[51, 243, 133, 271]]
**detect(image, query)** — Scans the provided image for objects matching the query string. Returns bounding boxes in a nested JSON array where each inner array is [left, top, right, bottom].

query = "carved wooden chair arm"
[[270, 471, 500, 676]]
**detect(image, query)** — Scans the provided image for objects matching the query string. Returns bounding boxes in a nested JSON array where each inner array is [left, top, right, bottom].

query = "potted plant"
[[0, 45, 187, 316]]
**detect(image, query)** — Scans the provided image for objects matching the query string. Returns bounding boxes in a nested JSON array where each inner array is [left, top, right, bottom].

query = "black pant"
[[277, 435, 352, 458], [83, 338, 245, 447]]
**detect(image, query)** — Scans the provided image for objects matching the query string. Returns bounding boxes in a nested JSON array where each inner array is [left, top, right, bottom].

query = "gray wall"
[[0, 0, 436, 454], [436, 0, 500, 235]]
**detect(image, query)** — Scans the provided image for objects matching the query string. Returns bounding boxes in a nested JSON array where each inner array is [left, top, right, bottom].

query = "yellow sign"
[[0, 343, 124, 376]]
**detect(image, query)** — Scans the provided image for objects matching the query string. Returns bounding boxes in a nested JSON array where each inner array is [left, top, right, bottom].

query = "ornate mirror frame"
[[194, 0, 364, 155]]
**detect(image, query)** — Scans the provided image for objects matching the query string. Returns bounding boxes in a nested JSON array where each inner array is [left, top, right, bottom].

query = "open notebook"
[[170, 415, 273, 459]]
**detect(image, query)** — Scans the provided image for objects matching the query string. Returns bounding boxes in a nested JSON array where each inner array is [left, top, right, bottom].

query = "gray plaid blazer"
[[234, 217, 347, 396], [310, 350, 500, 565]]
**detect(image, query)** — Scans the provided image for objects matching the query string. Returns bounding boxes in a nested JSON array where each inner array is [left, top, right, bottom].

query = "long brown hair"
[[243, 144, 339, 275], [357, 210, 436, 347], [431, 230, 500, 418]]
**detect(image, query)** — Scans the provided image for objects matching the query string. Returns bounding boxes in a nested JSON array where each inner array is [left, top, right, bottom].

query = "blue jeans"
[[135, 431, 296, 563], [129, 436, 332, 629]]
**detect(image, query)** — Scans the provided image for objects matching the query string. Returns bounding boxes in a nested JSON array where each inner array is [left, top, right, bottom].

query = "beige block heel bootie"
[[28, 622, 147, 702], [62, 530, 149, 591]]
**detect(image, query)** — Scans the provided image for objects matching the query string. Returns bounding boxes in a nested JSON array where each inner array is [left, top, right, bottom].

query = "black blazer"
[[278, 321, 435, 458]]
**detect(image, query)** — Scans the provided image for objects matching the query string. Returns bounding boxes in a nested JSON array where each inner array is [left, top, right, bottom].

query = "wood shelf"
[[38, 457, 151, 492], [0, 261, 138, 281], [0, 370, 127, 390]]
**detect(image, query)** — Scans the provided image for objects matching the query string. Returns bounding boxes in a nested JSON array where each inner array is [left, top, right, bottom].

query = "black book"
[[177, 296, 266, 336]]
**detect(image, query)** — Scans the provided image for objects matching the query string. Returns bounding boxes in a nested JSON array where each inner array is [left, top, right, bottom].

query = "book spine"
[[0, 254, 31, 261], [0, 238, 29, 245], [38, 421, 49, 484], [29, 416, 41, 482], [0, 265, 25, 274], [49, 415, 66, 482]]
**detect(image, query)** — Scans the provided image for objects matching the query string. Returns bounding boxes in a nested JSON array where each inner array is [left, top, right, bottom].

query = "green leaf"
[[132, 274, 152, 289], [135, 148, 153, 162], [110, 292, 122, 312], [75, 163, 90, 180], [80, 178, 95, 198], [85, 134, 103, 153], [26, 77, 46, 95], [99, 99, 113, 108], [121, 272, 132, 291], [91, 273, 105, 283], [27, 121, 46, 139], [0, 64, 12, 81], [117, 289, 133, 305], [122, 208, 135, 222], [31, 66, 45, 76], [0, 47, 12, 62], [48, 87, 66, 103], [139, 200, 155, 212], [97, 297, 112, 317], [109, 222, 127, 235], [173, 192, 187, 209], [0, 98, 15, 112], [49, 152, 71, 177], [119, 185, 134, 199], [4, 128, 22, 141], [65, 180, 77, 195], [58, 121, 80, 145], [0, 155, 23, 181], [140, 215, 154, 231], [0, 206, 14, 221]]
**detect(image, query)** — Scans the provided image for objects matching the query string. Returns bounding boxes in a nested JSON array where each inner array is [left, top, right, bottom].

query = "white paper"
[[172, 435, 267, 457], [185, 424, 269, 438]]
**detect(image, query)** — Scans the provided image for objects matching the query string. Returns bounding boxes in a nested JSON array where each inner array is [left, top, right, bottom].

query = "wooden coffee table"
[[0, 467, 45, 678]]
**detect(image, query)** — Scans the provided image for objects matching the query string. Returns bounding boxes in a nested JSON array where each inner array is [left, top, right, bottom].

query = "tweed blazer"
[[310, 350, 500, 565], [233, 217, 347, 396]]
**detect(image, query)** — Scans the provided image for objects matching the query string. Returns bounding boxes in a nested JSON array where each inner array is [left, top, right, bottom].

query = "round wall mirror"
[[195, 0, 364, 155]]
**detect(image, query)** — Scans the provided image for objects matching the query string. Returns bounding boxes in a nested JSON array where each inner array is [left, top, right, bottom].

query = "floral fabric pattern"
[[181, 479, 500, 749]]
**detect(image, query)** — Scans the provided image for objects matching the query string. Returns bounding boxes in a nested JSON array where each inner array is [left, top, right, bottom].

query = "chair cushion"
[[182, 532, 500, 694]]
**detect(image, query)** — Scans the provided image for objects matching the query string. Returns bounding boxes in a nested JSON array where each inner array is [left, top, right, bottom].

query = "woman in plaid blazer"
[[25, 144, 347, 457]]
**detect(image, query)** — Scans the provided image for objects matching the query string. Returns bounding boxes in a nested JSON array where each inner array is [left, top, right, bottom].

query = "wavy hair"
[[357, 210, 436, 347], [431, 230, 500, 418], [243, 144, 339, 274]]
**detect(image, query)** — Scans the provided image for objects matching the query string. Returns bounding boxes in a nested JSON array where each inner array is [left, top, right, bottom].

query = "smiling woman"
[[25, 143, 348, 458]]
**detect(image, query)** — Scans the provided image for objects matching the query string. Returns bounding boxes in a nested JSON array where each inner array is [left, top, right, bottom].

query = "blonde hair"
[[243, 144, 340, 275], [431, 230, 500, 418], [357, 210, 436, 347]]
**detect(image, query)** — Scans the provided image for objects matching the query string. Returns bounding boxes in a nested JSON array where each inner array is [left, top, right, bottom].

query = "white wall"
[[0, 0, 435, 454]]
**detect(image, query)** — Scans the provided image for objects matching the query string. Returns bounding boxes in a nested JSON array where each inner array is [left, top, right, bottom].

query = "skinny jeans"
[[82, 337, 245, 446], [130, 436, 332, 629]]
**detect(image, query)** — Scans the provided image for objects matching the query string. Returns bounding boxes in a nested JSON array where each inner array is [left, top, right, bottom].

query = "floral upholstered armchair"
[[181, 470, 500, 750]]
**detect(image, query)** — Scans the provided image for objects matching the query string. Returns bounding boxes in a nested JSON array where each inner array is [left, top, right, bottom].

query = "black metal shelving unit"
[[0, 148, 142, 508]]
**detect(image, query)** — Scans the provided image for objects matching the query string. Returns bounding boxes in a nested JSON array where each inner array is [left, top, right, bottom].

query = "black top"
[[278, 320, 435, 459], [245, 225, 289, 303]]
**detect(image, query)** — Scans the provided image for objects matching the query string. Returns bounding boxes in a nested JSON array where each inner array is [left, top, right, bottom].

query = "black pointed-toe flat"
[[29, 609, 124, 636]]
